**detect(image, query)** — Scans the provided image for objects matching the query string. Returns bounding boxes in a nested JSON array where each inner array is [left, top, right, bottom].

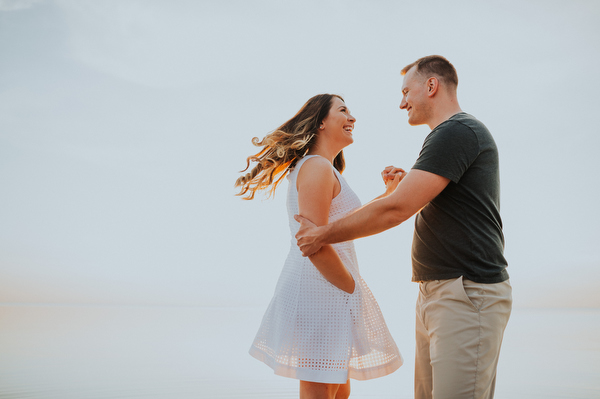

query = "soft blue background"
[[1, 1, 600, 398], [1, 0, 599, 309]]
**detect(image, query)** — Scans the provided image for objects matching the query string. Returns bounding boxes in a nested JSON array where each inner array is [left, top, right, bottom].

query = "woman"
[[235, 94, 403, 399]]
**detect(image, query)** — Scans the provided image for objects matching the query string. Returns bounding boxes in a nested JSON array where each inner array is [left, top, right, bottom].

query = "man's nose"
[[399, 99, 407, 109]]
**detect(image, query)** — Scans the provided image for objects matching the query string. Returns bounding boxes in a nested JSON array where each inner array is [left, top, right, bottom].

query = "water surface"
[[0, 305, 598, 398]]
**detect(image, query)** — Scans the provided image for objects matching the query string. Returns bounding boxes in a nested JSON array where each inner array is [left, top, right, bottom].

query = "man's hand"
[[294, 214, 323, 257]]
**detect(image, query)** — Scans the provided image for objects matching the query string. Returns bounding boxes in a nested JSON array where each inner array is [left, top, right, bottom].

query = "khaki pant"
[[415, 276, 512, 399]]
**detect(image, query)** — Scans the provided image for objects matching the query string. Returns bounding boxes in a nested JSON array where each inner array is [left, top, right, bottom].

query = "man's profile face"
[[400, 67, 429, 126]]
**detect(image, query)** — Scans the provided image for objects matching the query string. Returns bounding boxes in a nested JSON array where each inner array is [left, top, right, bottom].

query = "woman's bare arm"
[[296, 157, 355, 294]]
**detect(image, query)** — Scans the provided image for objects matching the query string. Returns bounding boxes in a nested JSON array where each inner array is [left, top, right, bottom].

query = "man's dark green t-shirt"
[[411, 112, 509, 283]]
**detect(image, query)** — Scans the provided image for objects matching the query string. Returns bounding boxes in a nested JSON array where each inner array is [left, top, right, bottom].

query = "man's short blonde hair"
[[401, 55, 458, 90]]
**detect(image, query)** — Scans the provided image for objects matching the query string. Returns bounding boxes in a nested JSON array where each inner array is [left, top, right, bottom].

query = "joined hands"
[[382, 165, 407, 194]]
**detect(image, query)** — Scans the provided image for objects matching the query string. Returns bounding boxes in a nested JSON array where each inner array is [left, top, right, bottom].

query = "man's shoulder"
[[431, 112, 493, 145], [436, 112, 479, 129], [449, 112, 490, 134], [428, 114, 478, 142]]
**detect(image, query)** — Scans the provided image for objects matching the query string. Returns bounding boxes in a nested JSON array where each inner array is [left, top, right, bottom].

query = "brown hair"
[[401, 55, 458, 90], [235, 94, 345, 200]]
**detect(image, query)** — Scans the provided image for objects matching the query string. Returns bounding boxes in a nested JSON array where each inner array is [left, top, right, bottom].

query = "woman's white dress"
[[249, 155, 403, 384]]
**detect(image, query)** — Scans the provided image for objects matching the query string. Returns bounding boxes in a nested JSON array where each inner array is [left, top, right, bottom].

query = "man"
[[295, 55, 512, 399]]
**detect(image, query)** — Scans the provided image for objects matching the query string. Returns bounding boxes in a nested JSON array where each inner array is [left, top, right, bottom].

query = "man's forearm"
[[301, 169, 450, 253], [321, 195, 410, 245]]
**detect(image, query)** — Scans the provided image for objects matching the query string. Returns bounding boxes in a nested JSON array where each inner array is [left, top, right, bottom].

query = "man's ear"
[[426, 77, 439, 97]]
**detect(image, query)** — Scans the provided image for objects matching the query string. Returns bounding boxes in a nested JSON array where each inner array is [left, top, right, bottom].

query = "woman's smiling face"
[[321, 97, 356, 147]]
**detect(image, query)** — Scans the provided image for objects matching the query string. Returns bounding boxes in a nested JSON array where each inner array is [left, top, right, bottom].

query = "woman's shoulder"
[[295, 155, 343, 204], [296, 155, 336, 186], [297, 155, 334, 177], [303, 154, 331, 167]]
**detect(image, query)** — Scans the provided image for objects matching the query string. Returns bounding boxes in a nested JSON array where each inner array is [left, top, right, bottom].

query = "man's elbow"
[[386, 209, 407, 227], [384, 201, 414, 227]]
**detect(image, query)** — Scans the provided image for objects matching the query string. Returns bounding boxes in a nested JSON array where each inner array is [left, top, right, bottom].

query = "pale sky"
[[1, 0, 599, 309]]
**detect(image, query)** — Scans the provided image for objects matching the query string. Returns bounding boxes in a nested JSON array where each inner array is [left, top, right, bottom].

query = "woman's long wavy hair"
[[235, 94, 346, 200]]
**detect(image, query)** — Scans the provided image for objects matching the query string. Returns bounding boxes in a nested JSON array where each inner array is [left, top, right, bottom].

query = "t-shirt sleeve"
[[412, 121, 480, 183]]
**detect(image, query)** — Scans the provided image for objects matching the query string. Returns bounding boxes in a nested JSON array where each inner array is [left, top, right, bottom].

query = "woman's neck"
[[307, 144, 337, 164]]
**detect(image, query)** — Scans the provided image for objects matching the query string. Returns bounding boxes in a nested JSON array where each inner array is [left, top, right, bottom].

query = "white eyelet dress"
[[249, 155, 403, 384]]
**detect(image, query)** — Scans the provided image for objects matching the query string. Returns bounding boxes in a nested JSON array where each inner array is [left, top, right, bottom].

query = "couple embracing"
[[236, 55, 512, 399]]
